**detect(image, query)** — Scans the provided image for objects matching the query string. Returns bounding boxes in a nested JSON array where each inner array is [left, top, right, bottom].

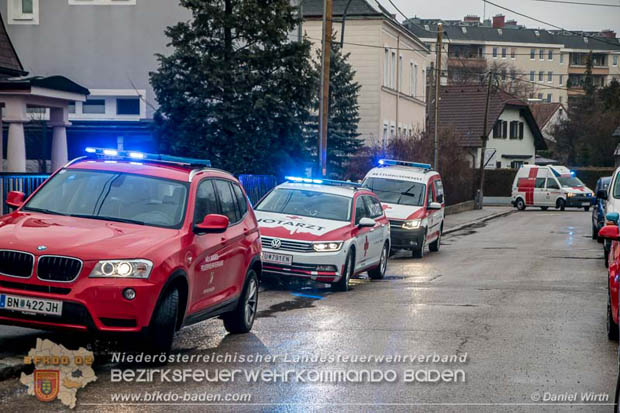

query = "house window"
[[560, 53, 564, 64], [68, 101, 76, 114], [422, 69, 426, 99], [538, 93, 543, 100], [501, 48, 507, 58], [493, 47, 498, 58], [391, 51, 396, 88], [411, 63, 418, 96], [511, 48, 516, 59], [614, 55, 618, 66], [538, 71, 544, 82], [9, 0, 39, 24], [116, 98, 140, 115], [547, 71, 553, 82], [559, 96, 563, 104], [509, 121, 519, 139], [384, 48, 389, 87], [519, 122, 524, 139], [82, 99, 106, 114], [529, 71, 535, 81], [548, 50, 553, 60], [530, 49, 535, 59], [559, 75, 563, 86], [398, 56, 403, 91], [539, 49, 544, 60], [547, 93, 552, 102]]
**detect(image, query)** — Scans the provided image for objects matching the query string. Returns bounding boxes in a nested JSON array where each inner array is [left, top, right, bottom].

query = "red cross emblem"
[[363, 236, 369, 257]]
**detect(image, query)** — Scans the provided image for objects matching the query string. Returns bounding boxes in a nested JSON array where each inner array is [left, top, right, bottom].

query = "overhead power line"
[[381, 0, 409, 21], [533, 0, 620, 7], [482, 0, 620, 48]]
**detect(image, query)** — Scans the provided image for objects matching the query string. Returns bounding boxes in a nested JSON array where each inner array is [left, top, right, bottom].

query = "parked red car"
[[0, 148, 262, 352], [599, 212, 620, 340]]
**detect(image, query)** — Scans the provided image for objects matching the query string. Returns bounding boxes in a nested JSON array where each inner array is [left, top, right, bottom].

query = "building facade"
[[0, 0, 190, 160], [303, 0, 430, 146], [405, 15, 620, 106]]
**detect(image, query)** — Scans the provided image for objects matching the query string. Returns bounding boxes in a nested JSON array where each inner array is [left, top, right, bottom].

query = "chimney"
[[492, 14, 505, 29], [464, 15, 480, 24], [600, 29, 617, 38]]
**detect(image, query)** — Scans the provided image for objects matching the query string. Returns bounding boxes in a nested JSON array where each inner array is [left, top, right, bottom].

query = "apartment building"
[[405, 15, 620, 106], [0, 0, 190, 159], [302, 0, 430, 145]]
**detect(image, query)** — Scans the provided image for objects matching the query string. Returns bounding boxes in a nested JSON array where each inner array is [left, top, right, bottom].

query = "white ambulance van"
[[362, 159, 444, 258], [511, 165, 594, 211]]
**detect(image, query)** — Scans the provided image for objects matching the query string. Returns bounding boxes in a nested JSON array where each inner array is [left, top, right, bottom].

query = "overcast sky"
[[386, 0, 620, 34]]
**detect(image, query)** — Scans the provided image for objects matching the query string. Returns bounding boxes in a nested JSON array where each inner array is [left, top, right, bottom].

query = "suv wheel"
[[224, 270, 259, 334], [515, 198, 526, 211], [146, 287, 179, 353], [412, 231, 426, 258], [429, 226, 442, 252], [592, 223, 598, 240], [557, 198, 566, 211], [608, 291, 619, 341], [584, 206, 590, 212], [333, 251, 354, 291], [368, 243, 388, 280]]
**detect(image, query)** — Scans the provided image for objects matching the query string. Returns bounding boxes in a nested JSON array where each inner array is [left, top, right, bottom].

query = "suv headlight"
[[313, 242, 343, 252], [402, 219, 421, 229], [567, 193, 575, 198], [89, 259, 153, 279]]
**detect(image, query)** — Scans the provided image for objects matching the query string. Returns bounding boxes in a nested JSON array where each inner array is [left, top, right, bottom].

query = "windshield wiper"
[[22, 207, 69, 216], [69, 214, 145, 226]]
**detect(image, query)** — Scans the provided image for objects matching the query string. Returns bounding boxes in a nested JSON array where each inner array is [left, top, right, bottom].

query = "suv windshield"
[[256, 189, 352, 221], [23, 169, 188, 228], [557, 176, 585, 188], [363, 177, 426, 207]]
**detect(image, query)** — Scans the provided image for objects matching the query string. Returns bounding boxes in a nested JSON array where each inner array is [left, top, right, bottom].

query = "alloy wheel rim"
[[380, 246, 387, 274], [245, 279, 258, 326]]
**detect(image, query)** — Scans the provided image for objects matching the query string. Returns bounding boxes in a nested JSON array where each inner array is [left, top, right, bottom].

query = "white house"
[[430, 85, 547, 169]]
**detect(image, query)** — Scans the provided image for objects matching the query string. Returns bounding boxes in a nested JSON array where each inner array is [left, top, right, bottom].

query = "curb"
[[0, 356, 28, 381], [443, 209, 515, 235]]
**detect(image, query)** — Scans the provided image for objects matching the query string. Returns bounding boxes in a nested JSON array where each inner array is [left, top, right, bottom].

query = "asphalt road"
[[0, 209, 616, 412]]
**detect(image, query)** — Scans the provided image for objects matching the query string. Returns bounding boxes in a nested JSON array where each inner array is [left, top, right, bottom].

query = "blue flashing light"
[[84, 147, 211, 167], [570, 170, 576, 176], [285, 176, 361, 188], [378, 159, 432, 170], [129, 152, 145, 160]]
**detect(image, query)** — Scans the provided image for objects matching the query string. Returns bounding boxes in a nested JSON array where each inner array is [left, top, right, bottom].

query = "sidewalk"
[[443, 206, 514, 235]]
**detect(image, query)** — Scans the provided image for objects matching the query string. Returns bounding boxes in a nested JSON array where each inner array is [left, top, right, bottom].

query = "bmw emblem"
[[271, 239, 282, 249], [37, 245, 47, 251]]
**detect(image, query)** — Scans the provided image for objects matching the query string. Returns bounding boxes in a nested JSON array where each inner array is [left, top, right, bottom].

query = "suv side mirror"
[[599, 224, 620, 241], [598, 189, 608, 200], [428, 202, 442, 210], [358, 217, 376, 228], [607, 212, 619, 224], [194, 214, 229, 234], [6, 191, 25, 209]]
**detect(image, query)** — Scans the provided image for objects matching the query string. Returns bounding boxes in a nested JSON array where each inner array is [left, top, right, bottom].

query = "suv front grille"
[[261, 237, 313, 253], [0, 250, 34, 278], [389, 220, 404, 229], [37, 256, 83, 282]]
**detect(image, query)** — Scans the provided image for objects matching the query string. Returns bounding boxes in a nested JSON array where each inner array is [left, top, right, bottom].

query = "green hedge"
[[478, 167, 616, 197]]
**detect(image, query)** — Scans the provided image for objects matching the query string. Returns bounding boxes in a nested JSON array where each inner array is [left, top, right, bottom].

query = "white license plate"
[[262, 252, 293, 266], [0, 294, 63, 316], [582, 202, 591, 206]]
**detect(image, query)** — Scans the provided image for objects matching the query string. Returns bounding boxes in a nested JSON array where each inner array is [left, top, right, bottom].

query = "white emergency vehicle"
[[361, 160, 445, 258], [254, 177, 391, 292], [511, 165, 594, 211]]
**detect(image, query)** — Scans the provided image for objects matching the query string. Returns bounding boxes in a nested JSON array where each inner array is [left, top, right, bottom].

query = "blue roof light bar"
[[285, 176, 361, 188], [84, 147, 211, 167], [378, 159, 432, 170]]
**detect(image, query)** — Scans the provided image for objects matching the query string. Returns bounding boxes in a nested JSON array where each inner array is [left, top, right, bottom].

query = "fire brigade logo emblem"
[[37, 245, 47, 251], [271, 239, 282, 249], [34, 370, 60, 403]]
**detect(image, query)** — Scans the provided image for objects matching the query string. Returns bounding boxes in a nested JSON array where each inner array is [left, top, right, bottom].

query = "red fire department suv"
[[0, 148, 262, 352]]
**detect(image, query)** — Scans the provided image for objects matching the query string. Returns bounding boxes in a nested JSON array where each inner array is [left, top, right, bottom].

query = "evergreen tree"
[[306, 37, 362, 178], [150, 0, 316, 177]]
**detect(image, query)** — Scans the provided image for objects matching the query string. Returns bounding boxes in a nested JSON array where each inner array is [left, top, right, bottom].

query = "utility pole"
[[475, 71, 494, 210], [319, 0, 333, 177], [396, 34, 400, 138], [433, 23, 443, 170]]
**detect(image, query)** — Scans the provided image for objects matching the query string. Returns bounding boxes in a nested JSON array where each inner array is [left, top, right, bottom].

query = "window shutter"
[[519, 122, 524, 139], [502, 121, 507, 139]]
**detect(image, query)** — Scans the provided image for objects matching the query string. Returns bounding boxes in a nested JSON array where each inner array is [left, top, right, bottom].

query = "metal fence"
[[238, 174, 277, 206], [1, 173, 50, 214], [1, 173, 277, 215]]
